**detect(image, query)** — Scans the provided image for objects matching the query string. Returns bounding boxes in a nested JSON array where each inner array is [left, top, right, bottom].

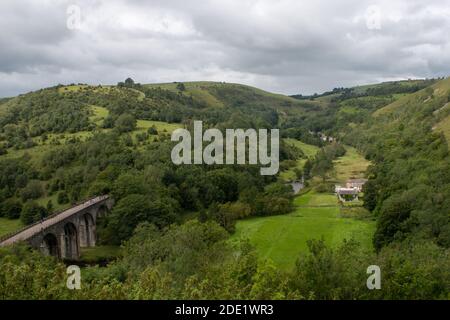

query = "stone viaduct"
[[0, 195, 113, 260]]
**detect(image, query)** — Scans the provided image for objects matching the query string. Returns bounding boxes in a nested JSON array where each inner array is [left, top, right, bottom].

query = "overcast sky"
[[1, 0, 450, 97]]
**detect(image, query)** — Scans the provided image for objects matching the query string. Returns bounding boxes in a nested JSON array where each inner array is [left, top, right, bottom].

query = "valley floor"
[[230, 191, 375, 270], [230, 144, 375, 270]]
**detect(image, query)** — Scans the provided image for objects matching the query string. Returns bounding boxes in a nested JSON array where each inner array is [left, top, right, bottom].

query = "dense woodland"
[[0, 79, 448, 299]]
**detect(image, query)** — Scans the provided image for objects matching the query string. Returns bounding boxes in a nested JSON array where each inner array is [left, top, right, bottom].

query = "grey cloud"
[[0, 0, 449, 97]]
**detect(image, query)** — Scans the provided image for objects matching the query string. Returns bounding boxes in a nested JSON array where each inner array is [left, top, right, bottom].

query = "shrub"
[[20, 201, 48, 225], [147, 126, 158, 135], [1, 199, 22, 219], [20, 180, 44, 201], [57, 191, 69, 204], [115, 114, 136, 133], [314, 183, 334, 193]]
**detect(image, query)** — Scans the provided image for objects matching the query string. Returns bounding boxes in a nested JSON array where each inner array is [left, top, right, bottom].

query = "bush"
[[115, 114, 136, 133], [147, 126, 158, 135], [213, 201, 252, 233], [176, 82, 186, 91], [101, 194, 178, 244], [20, 180, 44, 201], [1, 199, 22, 219], [20, 201, 48, 225], [314, 183, 334, 193], [57, 191, 69, 204], [255, 196, 293, 216]]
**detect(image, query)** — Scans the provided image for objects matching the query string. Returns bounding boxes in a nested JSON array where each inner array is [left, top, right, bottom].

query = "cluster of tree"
[[287, 79, 441, 140], [281, 126, 325, 147], [290, 79, 437, 102], [0, 220, 448, 300], [364, 79, 437, 96], [303, 142, 346, 182], [343, 81, 450, 251], [291, 87, 350, 100], [0, 89, 92, 150], [1, 123, 295, 245]]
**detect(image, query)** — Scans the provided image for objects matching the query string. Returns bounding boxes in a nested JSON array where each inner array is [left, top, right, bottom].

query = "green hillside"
[[0, 78, 449, 300], [434, 114, 450, 142], [0, 79, 315, 239], [342, 77, 450, 251]]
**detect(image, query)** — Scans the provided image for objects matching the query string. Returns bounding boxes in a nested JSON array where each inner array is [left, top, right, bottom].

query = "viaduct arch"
[[0, 195, 113, 260]]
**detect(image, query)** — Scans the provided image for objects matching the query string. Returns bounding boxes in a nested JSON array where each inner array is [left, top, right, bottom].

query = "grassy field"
[[332, 146, 370, 183], [231, 146, 375, 270], [0, 218, 24, 238], [136, 119, 181, 133], [231, 191, 375, 270], [90, 105, 109, 126], [294, 192, 337, 207]]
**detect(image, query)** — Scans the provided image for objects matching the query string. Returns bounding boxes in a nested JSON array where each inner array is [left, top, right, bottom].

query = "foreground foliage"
[[0, 220, 448, 300]]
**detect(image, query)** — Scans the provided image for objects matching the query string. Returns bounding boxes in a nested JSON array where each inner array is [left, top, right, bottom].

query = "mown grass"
[[294, 192, 337, 207], [332, 146, 370, 184], [231, 146, 374, 270], [231, 191, 375, 270]]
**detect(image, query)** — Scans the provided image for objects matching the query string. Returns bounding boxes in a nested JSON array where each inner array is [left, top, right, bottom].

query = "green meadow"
[[332, 146, 370, 183], [231, 144, 375, 270], [231, 191, 375, 270]]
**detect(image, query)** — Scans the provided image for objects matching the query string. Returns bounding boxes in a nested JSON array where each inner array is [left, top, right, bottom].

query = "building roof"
[[347, 178, 368, 184], [337, 188, 358, 195]]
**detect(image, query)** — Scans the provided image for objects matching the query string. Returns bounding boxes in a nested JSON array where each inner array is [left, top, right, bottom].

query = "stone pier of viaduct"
[[0, 195, 113, 260]]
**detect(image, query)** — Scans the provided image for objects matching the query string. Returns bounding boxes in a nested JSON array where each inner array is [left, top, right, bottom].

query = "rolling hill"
[[0, 77, 449, 251]]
